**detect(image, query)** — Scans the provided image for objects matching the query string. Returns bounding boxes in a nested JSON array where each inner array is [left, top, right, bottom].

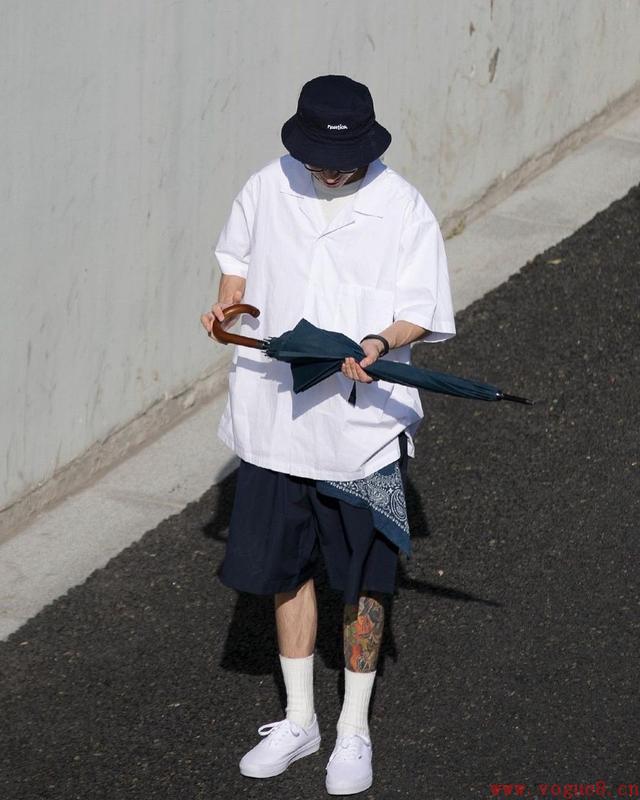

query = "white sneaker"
[[239, 714, 321, 778], [325, 734, 373, 795]]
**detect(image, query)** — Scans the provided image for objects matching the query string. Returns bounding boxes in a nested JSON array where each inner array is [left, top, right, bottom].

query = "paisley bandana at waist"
[[316, 458, 411, 555]]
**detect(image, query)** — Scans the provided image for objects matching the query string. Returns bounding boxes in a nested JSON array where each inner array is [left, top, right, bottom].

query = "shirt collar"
[[279, 155, 388, 219]]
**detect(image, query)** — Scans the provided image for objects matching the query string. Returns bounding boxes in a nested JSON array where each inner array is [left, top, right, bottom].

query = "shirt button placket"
[[303, 238, 322, 319]]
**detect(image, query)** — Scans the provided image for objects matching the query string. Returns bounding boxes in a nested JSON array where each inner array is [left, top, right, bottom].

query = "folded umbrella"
[[209, 303, 533, 405]]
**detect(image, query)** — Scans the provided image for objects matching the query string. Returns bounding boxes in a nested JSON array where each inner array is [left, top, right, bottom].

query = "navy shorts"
[[218, 433, 409, 605]]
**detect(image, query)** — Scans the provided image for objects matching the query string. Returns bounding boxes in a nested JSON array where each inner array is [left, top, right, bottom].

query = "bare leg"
[[343, 593, 385, 672], [275, 577, 318, 658]]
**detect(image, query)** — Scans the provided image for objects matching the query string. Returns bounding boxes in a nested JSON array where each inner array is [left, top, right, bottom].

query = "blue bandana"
[[316, 458, 411, 555]]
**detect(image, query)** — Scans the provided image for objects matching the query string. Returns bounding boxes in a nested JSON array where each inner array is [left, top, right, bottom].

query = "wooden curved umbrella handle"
[[209, 303, 264, 349]]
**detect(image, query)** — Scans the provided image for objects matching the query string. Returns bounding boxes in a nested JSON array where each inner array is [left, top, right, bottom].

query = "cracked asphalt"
[[1, 184, 639, 800]]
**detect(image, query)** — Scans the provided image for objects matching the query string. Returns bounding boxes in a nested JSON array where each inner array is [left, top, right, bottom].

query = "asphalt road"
[[1, 185, 639, 800]]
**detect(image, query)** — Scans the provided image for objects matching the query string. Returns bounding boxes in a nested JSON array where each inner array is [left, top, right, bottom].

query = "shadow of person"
[[202, 459, 501, 728], [210, 566, 344, 715], [199, 464, 238, 546]]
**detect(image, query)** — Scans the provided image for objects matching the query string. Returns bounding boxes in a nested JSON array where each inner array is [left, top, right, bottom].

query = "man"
[[200, 75, 455, 795]]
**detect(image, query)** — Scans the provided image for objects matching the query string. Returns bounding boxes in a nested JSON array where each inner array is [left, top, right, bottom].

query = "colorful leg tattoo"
[[343, 594, 385, 672]]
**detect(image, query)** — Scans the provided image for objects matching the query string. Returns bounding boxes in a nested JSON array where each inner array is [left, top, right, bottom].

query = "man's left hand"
[[341, 340, 383, 383]]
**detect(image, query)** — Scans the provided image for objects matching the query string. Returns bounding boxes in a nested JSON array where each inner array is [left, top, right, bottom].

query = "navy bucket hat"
[[281, 75, 392, 170]]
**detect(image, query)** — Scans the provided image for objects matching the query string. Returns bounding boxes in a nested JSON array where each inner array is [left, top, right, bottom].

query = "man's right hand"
[[201, 288, 245, 336]]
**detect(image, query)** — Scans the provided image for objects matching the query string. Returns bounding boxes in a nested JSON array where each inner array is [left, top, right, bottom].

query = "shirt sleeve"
[[394, 192, 456, 345], [213, 174, 258, 279]]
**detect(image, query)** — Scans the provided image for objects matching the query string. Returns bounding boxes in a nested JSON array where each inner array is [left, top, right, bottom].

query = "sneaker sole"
[[326, 773, 373, 795], [239, 735, 321, 779]]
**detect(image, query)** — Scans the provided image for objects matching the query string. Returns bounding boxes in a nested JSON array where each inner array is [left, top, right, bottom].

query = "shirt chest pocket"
[[334, 283, 395, 343]]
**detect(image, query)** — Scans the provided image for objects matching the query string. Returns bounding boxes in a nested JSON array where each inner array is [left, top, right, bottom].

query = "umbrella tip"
[[500, 392, 535, 405]]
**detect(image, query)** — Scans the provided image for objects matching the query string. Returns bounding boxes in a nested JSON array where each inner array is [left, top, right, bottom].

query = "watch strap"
[[360, 334, 390, 357]]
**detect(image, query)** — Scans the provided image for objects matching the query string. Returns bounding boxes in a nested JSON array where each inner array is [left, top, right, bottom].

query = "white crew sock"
[[336, 668, 376, 742], [279, 653, 315, 729]]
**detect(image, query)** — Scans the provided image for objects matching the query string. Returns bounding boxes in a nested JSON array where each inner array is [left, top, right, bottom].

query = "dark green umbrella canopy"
[[209, 306, 532, 406]]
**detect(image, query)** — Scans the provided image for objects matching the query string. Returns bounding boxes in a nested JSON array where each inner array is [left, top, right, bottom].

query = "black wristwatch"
[[360, 334, 390, 357]]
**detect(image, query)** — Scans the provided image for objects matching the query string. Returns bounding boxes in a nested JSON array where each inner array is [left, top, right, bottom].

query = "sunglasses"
[[304, 164, 359, 175]]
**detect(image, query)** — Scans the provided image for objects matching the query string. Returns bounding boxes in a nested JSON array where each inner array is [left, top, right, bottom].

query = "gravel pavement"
[[1, 185, 639, 800]]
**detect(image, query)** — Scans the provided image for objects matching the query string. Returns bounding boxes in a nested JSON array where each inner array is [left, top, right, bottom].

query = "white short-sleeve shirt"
[[215, 155, 456, 480]]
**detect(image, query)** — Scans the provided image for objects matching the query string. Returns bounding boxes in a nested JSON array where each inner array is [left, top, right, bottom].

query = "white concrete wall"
[[2, 0, 640, 513]]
